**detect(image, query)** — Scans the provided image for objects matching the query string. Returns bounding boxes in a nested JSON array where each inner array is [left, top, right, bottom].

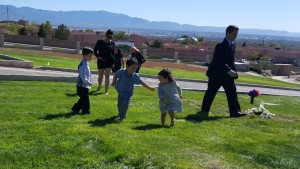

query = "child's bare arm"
[[141, 82, 155, 91]]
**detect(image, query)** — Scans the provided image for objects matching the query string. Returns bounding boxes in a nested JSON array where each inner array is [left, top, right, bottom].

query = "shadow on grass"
[[133, 124, 164, 130], [65, 91, 103, 97], [65, 93, 77, 97], [185, 114, 229, 123], [41, 112, 80, 120], [89, 91, 104, 96], [89, 116, 119, 127]]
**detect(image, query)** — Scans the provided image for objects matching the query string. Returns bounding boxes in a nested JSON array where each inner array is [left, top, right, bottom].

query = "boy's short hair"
[[82, 47, 94, 56], [126, 58, 138, 67]]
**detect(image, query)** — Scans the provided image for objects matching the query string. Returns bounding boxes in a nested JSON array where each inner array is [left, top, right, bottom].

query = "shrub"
[[180, 59, 194, 63], [147, 55, 162, 59]]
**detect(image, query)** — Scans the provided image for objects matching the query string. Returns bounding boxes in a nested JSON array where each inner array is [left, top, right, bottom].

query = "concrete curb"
[[37, 66, 300, 91], [0, 75, 76, 82]]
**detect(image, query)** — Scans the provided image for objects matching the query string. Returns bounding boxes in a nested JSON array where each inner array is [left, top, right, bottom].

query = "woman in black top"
[[130, 46, 146, 73], [94, 29, 115, 94]]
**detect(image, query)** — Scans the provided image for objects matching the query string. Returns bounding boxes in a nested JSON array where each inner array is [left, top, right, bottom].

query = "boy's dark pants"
[[72, 87, 90, 114]]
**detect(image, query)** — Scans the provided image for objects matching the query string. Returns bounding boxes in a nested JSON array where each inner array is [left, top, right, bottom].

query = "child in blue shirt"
[[71, 47, 94, 115], [111, 58, 155, 120]]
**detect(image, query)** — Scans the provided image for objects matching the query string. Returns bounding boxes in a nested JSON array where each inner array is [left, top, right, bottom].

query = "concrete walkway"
[[1, 66, 300, 96]]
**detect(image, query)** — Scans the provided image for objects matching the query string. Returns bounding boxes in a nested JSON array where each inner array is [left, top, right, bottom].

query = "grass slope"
[[0, 81, 299, 168]]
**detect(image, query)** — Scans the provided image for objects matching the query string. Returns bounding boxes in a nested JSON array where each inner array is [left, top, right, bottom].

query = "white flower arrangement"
[[244, 102, 275, 118]]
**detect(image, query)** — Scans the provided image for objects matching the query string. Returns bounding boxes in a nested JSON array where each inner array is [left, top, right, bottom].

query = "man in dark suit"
[[199, 25, 246, 118]]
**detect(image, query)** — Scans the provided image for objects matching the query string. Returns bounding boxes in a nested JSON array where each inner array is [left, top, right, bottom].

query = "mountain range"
[[1, 5, 300, 38]]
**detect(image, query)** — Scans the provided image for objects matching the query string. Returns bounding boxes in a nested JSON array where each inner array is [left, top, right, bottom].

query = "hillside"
[[1, 5, 300, 37]]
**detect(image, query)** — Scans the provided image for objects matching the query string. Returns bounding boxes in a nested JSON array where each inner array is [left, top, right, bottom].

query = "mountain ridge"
[[1, 5, 300, 37]]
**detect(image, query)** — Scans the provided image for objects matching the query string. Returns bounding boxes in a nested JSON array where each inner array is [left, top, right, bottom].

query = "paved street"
[[1, 66, 300, 96]]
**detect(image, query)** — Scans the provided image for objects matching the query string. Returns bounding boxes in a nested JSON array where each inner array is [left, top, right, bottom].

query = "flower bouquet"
[[244, 102, 275, 118], [247, 89, 260, 104]]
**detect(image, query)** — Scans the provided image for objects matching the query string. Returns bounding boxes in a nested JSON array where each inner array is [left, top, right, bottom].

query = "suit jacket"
[[206, 38, 237, 79]]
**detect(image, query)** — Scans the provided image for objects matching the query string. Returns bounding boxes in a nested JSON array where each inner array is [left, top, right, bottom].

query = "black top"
[[94, 39, 115, 65]]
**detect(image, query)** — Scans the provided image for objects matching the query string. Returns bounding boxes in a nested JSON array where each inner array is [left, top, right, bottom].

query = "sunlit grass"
[[0, 81, 299, 168]]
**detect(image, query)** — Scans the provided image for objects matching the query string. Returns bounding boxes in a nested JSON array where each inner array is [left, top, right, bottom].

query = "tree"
[[181, 35, 190, 38], [44, 21, 52, 38], [0, 23, 20, 35], [27, 23, 39, 36], [151, 39, 163, 48], [18, 26, 28, 35], [37, 23, 46, 37], [85, 28, 94, 33], [260, 55, 272, 71], [17, 19, 29, 26], [55, 24, 70, 40], [197, 37, 204, 42], [114, 31, 129, 40], [242, 41, 247, 47], [247, 51, 260, 61]]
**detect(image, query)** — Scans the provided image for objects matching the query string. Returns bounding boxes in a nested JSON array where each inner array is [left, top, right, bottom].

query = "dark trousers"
[[72, 87, 90, 114], [201, 77, 241, 115]]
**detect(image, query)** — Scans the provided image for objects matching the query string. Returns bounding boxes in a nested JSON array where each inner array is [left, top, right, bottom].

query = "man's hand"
[[228, 70, 238, 78]]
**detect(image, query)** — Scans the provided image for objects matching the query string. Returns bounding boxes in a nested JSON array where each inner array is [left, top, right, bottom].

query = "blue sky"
[[0, 0, 299, 32]]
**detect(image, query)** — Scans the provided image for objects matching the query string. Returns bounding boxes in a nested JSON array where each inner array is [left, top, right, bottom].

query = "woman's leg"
[[104, 68, 112, 94], [97, 69, 104, 91]]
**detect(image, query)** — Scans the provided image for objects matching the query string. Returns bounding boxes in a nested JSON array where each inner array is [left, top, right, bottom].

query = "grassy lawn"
[[0, 81, 299, 168], [1, 50, 300, 89]]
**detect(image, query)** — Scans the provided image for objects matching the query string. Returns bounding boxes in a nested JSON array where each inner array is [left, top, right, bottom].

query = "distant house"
[[114, 40, 134, 47]]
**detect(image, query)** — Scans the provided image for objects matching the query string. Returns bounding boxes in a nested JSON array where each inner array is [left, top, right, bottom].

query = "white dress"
[[158, 81, 182, 114]]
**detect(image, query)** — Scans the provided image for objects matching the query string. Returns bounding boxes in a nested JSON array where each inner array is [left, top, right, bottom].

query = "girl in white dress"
[[158, 68, 182, 127]]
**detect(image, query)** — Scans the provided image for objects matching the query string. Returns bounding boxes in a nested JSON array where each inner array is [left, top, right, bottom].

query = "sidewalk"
[[1, 66, 300, 96]]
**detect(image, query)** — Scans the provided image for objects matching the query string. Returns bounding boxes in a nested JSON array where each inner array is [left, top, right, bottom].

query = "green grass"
[[140, 67, 300, 89], [0, 81, 299, 168], [1, 51, 300, 89]]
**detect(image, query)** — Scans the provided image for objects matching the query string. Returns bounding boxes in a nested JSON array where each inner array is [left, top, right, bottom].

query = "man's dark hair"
[[226, 25, 239, 34], [82, 47, 94, 56], [106, 29, 113, 36], [126, 58, 138, 67], [158, 68, 174, 82]]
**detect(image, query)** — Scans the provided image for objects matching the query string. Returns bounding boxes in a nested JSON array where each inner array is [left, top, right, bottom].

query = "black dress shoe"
[[230, 112, 247, 118], [196, 110, 209, 119]]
